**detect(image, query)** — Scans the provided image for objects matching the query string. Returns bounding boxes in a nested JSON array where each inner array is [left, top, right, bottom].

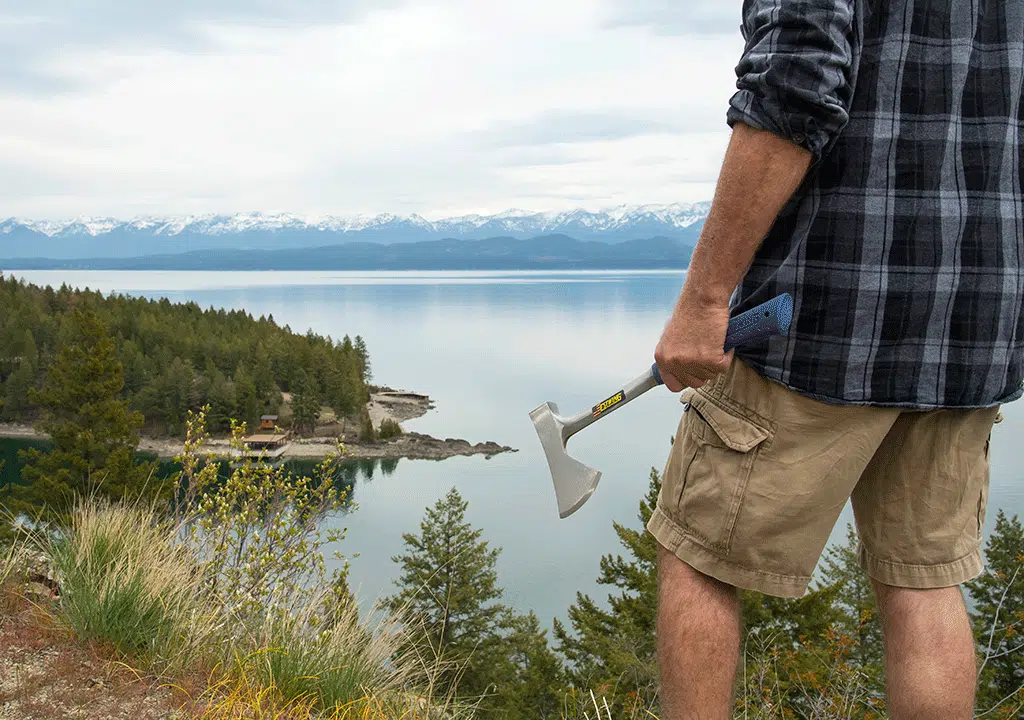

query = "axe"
[[529, 293, 793, 519]]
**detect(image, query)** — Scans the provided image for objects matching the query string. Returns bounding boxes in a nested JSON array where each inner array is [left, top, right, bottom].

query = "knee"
[[870, 579, 968, 624]]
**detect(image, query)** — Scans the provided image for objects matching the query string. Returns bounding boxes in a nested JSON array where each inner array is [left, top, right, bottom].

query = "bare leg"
[[656, 544, 741, 720], [873, 581, 977, 720]]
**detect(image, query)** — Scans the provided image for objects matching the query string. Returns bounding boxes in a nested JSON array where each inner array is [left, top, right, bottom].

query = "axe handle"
[[561, 293, 793, 440]]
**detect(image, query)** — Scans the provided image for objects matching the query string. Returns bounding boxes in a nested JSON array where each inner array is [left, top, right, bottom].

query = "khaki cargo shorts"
[[647, 358, 1000, 598]]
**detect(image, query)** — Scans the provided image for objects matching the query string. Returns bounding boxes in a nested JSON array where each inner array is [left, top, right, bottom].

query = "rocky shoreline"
[[0, 390, 517, 462]]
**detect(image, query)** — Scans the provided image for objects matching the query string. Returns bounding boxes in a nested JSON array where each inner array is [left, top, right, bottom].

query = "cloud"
[[603, 0, 743, 36], [488, 110, 680, 147], [0, 0, 404, 92], [0, 0, 747, 220]]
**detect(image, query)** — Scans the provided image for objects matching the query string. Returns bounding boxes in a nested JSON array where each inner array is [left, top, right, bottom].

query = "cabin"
[[260, 415, 279, 431]]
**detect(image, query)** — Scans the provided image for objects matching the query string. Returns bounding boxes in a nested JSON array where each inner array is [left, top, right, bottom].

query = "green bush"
[[378, 418, 403, 440]]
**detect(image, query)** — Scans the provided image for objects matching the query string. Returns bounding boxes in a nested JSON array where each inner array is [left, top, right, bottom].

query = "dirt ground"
[[0, 590, 184, 720]]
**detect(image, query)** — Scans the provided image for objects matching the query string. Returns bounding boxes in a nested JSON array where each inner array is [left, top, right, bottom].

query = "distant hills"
[[7, 234, 696, 271], [0, 203, 708, 269]]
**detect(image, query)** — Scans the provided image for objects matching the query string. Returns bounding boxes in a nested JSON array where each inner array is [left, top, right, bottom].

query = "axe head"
[[529, 401, 601, 519]]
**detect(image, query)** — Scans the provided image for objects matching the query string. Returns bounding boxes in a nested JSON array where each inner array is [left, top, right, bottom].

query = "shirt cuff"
[[726, 90, 830, 157]]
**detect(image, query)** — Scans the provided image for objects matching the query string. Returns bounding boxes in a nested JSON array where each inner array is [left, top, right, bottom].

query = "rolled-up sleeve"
[[728, 0, 859, 158]]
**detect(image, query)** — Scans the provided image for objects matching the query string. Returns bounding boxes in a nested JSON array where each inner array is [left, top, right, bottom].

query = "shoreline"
[[0, 390, 517, 462]]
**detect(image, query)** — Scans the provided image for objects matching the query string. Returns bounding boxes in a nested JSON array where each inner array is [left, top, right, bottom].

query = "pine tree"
[[967, 511, 1024, 712], [234, 362, 260, 430], [492, 611, 566, 720], [11, 309, 159, 526], [553, 469, 661, 713], [159, 356, 198, 435], [384, 488, 510, 701], [205, 370, 237, 433], [290, 371, 321, 436], [353, 335, 372, 385]]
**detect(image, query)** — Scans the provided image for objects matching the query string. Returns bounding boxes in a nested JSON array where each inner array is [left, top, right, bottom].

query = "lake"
[[5, 269, 1023, 630]]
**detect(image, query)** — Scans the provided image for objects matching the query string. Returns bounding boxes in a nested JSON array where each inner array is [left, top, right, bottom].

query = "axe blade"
[[529, 401, 602, 519]]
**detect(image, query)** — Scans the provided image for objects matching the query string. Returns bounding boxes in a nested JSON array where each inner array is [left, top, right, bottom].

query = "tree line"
[[0, 274, 371, 436]]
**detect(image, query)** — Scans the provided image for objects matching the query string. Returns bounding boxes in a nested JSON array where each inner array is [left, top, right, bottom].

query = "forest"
[[0, 273, 371, 436]]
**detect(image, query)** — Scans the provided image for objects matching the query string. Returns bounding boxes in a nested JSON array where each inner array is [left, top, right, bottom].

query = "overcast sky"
[[1, 0, 745, 220]]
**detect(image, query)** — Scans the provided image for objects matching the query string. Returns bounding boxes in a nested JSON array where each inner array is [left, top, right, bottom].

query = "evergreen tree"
[[967, 511, 1024, 711], [359, 407, 377, 442], [290, 371, 321, 436], [11, 309, 159, 526], [205, 370, 237, 433], [492, 611, 566, 720], [159, 357, 198, 435], [2, 360, 35, 420], [354, 335, 372, 384], [385, 488, 510, 701], [0, 275, 370, 439], [553, 469, 661, 713], [234, 362, 260, 430]]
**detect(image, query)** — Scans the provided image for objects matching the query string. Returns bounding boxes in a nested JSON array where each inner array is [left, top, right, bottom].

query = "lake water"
[[5, 270, 1024, 630]]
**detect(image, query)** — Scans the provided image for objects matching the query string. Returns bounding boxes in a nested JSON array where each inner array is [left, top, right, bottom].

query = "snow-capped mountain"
[[0, 203, 711, 260]]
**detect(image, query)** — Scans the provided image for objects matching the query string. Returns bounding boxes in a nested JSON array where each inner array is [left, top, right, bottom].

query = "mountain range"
[[0, 203, 710, 263]]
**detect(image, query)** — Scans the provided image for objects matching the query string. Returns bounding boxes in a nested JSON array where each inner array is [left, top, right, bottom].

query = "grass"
[[25, 495, 463, 719], [42, 500, 216, 674]]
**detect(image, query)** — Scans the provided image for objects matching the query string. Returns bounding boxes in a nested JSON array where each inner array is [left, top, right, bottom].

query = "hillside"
[[6, 234, 696, 271]]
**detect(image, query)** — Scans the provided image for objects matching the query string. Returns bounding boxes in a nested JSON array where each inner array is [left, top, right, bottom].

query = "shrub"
[[173, 407, 461, 716], [378, 418, 403, 440], [359, 410, 377, 443]]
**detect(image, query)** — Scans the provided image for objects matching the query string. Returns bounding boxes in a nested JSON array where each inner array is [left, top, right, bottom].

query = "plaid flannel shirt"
[[727, 0, 1024, 409]]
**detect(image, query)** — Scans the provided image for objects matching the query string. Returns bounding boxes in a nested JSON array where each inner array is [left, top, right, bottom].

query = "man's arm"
[[654, 0, 859, 393], [654, 124, 811, 391], [681, 122, 812, 309]]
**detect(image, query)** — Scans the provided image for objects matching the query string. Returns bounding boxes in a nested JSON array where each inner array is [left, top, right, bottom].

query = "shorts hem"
[[648, 506, 810, 599], [859, 545, 984, 589]]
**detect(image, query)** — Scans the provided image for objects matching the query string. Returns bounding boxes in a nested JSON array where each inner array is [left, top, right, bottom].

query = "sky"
[[0, 0, 746, 220]]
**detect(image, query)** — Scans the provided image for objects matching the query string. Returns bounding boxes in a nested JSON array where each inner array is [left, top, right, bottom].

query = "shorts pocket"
[[675, 388, 772, 552]]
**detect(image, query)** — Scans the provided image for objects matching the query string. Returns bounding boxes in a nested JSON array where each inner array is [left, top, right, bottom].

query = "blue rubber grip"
[[651, 293, 793, 386]]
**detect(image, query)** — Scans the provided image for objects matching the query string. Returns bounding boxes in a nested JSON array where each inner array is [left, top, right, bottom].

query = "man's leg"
[[873, 581, 977, 720], [656, 544, 741, 720]]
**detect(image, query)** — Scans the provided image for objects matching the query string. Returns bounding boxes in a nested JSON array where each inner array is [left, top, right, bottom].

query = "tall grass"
[[43, 500, 216, 673], [0, 536, 26, 590]]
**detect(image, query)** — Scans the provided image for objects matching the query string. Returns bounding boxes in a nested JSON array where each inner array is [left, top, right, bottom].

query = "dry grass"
[[41, 500, 219, 676]]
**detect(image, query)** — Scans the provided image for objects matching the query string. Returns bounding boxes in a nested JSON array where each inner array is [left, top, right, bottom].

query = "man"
[[652, 1, 1023, 718]]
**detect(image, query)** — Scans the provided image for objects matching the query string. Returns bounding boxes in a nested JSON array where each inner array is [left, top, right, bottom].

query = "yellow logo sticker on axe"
[[592, 390, 625, 418]]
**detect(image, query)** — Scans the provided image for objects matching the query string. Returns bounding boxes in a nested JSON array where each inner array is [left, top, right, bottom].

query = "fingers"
[[658, 369, 707, 393]]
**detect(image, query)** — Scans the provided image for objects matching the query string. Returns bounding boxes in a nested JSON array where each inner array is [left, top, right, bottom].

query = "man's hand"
[[654, 291, 733, 392]]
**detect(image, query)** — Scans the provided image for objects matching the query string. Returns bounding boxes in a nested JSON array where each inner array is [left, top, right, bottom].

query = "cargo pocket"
[[675, 388, 772, 553]]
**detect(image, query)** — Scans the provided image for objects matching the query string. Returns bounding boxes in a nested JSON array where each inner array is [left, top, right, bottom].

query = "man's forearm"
[[681, 122, 813, 307]]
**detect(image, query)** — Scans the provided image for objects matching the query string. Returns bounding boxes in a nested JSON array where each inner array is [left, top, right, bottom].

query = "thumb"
[[719, 348, 736, 370], [660, 368, 685, 393]]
